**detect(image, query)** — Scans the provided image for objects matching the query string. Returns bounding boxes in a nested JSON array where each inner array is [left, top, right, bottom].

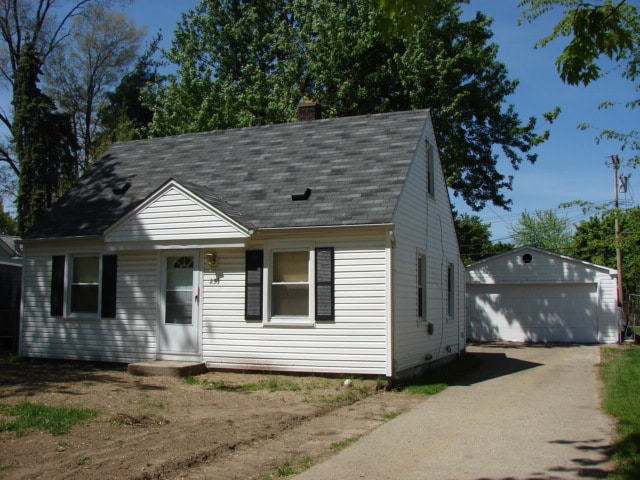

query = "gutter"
[[254, 223, 395, 238]]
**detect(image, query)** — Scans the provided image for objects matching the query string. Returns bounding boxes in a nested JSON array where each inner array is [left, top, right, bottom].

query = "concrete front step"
[[127, 361, 207, 378]]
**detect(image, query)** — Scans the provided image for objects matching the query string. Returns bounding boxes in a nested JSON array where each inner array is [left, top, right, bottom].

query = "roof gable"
[[104, 179, 251, 245], [0, 235, 20, 257], [24, 110, 430, 239], [467, 246, 617, 284]]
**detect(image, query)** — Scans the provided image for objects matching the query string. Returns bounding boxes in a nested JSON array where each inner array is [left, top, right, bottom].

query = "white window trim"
[[66, 254, 102, 319], [264, 247, 316, 327]]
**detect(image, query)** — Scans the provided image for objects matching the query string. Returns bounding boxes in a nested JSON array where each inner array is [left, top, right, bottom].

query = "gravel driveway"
[[293, 344, 615, 480]]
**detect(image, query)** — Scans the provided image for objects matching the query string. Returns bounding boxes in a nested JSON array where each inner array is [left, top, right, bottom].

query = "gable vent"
[[291, 188, 311, 201]]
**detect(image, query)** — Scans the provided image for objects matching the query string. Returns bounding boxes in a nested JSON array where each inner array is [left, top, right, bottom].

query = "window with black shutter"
[[50, 254, 118, 318], [50, 256, 66, 316], [315, 247, 334, 321], [101, 255, 118, 318], [245, 250, 264, 320]]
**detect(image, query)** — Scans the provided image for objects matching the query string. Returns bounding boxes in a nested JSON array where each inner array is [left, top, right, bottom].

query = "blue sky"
[[455, 1, 639, 242]]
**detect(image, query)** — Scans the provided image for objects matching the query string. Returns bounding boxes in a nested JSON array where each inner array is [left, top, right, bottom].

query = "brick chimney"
[[297, 99, 321, 121]]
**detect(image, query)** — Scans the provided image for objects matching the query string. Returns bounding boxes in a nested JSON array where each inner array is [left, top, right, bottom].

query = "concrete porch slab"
[[127, 361, 207, 378]]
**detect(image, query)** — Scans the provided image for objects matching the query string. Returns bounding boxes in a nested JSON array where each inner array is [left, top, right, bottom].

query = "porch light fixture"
[[205, 252, 218, 271]]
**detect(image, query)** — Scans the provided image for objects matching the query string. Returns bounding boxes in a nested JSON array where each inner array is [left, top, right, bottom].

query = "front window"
[[271, 251, 309, 317], [71, 256, 100, 313]]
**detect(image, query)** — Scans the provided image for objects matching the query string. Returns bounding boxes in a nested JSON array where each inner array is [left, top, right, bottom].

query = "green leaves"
[[509, 208, 574, 253], [519, 0, 639, 165], [554, 2, 636, 86], [149, 0, 551, 210], [454, 211, 513, 264], [573, 207, 640, 296]]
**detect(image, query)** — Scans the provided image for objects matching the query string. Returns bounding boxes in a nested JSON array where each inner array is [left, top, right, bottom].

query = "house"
[[466, 246, 619, 344], [1, 235, 22, 352], [19, 108, 466, 378]]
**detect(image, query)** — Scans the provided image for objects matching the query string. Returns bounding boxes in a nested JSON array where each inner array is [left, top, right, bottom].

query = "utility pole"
[[609, 154, 625, 315]]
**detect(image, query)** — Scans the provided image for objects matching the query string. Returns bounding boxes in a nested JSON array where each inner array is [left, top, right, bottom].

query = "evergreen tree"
[[97, 36, 164, 146], [12, 43, 77, 236]]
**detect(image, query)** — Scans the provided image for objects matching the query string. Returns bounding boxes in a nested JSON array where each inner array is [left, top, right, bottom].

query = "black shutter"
[[315, 247, 334, 321], [101, 255, 118, 318], [245, 250, 263, 320], [50, 256, 65, 316]]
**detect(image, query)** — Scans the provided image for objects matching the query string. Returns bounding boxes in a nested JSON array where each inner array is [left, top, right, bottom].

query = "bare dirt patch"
[[0, 358, 424, 479]]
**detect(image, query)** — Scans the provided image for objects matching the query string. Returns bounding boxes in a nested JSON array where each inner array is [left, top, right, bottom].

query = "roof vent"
[[291, 188, 311, 201], [112, 182, 131, 195]]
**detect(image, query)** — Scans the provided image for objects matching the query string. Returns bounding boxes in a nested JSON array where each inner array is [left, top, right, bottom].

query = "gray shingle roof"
[[25, 109, 429, 239]]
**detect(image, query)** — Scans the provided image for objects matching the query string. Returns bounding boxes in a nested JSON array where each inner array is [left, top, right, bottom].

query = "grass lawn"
[[0, 402, 98, 436], [600, 345, 640, 480]]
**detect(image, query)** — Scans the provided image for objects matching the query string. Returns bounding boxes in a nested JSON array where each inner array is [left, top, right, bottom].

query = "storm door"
[[158, 252, 200, 358]]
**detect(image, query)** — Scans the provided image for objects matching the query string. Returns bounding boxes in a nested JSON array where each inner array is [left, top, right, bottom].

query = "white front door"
[[158, 252, 200, 358]]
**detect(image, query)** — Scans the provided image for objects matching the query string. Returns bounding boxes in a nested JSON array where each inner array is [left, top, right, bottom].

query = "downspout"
[[386, 229, 395, 377]]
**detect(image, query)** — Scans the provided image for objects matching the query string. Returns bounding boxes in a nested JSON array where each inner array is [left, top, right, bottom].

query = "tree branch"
[[0, 146, 19, 175]]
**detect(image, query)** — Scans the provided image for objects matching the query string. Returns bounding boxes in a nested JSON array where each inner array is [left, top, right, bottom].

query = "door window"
[[165, 256, 194, 325]]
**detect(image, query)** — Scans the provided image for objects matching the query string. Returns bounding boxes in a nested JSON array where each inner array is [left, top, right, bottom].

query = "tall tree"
[[0, 200, 16, 235], [44, 2, 145, 170], [97, 35, 162, 145], [454, 211, 513, 264], [573, 207, 640, 297], [145, 0, 304, 135], [147, 0, 555, 211], [509, 208, 574, 253], [519, 0, 639, 163], [0, 0, 96, 177], [12, 42, 77, 235]]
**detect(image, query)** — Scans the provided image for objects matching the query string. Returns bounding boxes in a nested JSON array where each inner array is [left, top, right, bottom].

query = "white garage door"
[[467, 283, 599, 343]]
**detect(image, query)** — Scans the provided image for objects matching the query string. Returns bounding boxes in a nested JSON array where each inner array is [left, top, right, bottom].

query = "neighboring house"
[[1, 235, 22, 352], [466, 246, 619, 344], [19, 108, 466, 378]]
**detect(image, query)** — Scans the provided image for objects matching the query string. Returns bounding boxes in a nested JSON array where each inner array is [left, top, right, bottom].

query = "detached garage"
[[467, 246, 619, 344]]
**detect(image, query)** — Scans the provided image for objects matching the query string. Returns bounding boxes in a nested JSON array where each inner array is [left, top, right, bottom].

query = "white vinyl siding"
[[466, 248, 619, 344], [106, 184, 247, 243], [20, 246, 158, 362], [201, 238, 389, 376], [391, 124, 466, 376], [19, 113, 469, 378]]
